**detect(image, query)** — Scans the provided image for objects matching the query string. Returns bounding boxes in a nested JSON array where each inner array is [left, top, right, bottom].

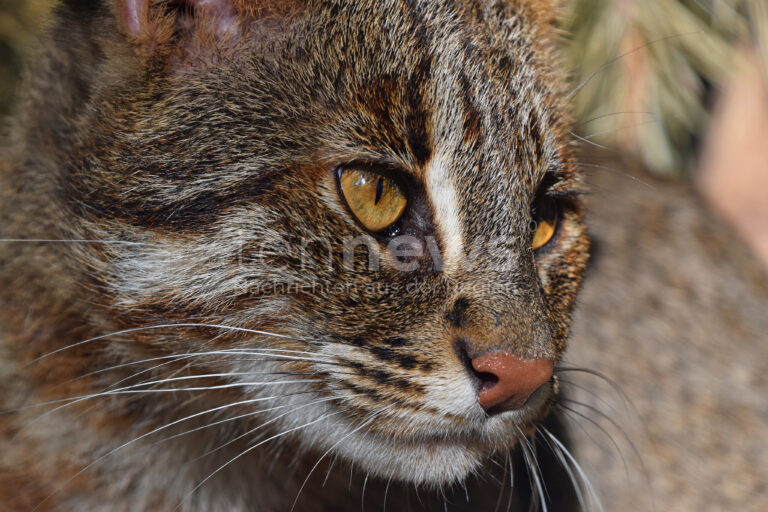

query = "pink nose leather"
[[471, 352, 554, 413]]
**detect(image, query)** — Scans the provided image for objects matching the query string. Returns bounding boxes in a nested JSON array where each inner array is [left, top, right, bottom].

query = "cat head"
[[45, 0, 588, 486]]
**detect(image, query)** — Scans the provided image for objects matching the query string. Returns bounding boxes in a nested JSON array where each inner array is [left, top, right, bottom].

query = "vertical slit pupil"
[[375, 177, 384, 205]]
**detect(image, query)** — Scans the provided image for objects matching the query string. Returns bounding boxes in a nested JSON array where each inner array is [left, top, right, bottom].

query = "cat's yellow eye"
[[338, 168, 407, 232], [532, 197, 559, 251]]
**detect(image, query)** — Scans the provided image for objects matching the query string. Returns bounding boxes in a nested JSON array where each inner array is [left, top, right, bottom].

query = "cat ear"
[[116, 0, 239, 40], [114, 0, 301, 50]]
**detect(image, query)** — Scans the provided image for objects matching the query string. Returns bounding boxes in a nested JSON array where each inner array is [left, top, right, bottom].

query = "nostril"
[[470, 352, 554, 414], [454, 339, 492, 391], [476, 371, 498, 394], [454, 340, 504, 394], [453, 339, 474, 374]]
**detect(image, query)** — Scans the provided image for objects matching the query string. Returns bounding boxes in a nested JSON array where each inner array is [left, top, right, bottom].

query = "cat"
[[0, 0, 590, 510], [4, 1, 767, 511]]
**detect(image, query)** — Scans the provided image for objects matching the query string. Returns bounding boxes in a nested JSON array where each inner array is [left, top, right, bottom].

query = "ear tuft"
[[182, 0, 239, 35], [116, 0, 243, 41]]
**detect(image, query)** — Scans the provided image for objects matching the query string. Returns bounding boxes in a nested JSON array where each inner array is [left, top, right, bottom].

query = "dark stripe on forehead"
[[399, 0, 434, 167], [457, 71, 483, 148], [404, 59, 434, 166]]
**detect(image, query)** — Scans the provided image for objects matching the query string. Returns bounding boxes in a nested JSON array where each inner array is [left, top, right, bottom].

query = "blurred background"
[[560, 0, 768, 269]]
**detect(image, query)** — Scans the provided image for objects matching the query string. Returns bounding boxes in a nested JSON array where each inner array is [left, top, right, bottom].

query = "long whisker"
[[572, 162, 656, 191], [290, 404, 393, 512], [13, 350, 348, 410], [518, 430, 547, 512], [383, 476, 393, 512], [569, 119, 663, 150], [494, 451, 510, 512], [554, 366, 636, 415], [321, 454, 338, 488], [506, 452, 515, 512], [535, 427, 587, 512], [559, 399, 640, 459], [176, 407, 349, 511], [6, 353, 361, 448], [26, 323, 323, 366], [559, 397, 655, 505], [555, 405, 607, 462], [155, 392, 356, 446], [31, 392, 333, 512], [541, 427, 604, 512], [92, 372, 313, 390], [6, 370, 330, 413], [0, 238, 155, 246], [361, 472, 369, 511], [557, 377, 622, 418], [57, 379, 322, 396], [192, 392, 356, 462], [578, 111, 656, 126], [557, 403, 630, 480], [59, 349, 346, 391], [569, 131, 609, 150]]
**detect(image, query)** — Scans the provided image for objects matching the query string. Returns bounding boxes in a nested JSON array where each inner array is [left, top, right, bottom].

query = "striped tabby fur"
[[0, 1, 588, 510]]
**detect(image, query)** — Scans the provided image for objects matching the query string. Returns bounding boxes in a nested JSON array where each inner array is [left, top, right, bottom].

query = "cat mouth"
[[348, 379, 555, 447], [286, 370, 557, 486]]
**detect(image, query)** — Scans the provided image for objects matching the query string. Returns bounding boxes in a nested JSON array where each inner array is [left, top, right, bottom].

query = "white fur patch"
[[425, 153, 464, 274]]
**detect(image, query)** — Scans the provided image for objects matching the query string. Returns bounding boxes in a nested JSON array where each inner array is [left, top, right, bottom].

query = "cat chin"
[[331, 434, 485, 486]]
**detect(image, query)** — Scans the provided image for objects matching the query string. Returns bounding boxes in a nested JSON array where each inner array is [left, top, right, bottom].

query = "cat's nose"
[[471, 353, 554, 414]]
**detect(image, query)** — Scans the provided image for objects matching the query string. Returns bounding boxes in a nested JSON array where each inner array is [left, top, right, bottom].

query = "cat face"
[[60, 0, 588, 485]]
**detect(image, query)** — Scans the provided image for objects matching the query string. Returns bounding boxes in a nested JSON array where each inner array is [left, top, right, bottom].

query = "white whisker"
[[542, 427, 604, 512], [519, 432, 547, 512], [0, 238, 155, 246], [536, 427, 587, 512], [156, 393, 355, 446], [27, 323, 322, 365], [290, 404, 393, 512], [32, 394, 321, 512], [177, 407, 349, 510], [60, 350, 342, 389]]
